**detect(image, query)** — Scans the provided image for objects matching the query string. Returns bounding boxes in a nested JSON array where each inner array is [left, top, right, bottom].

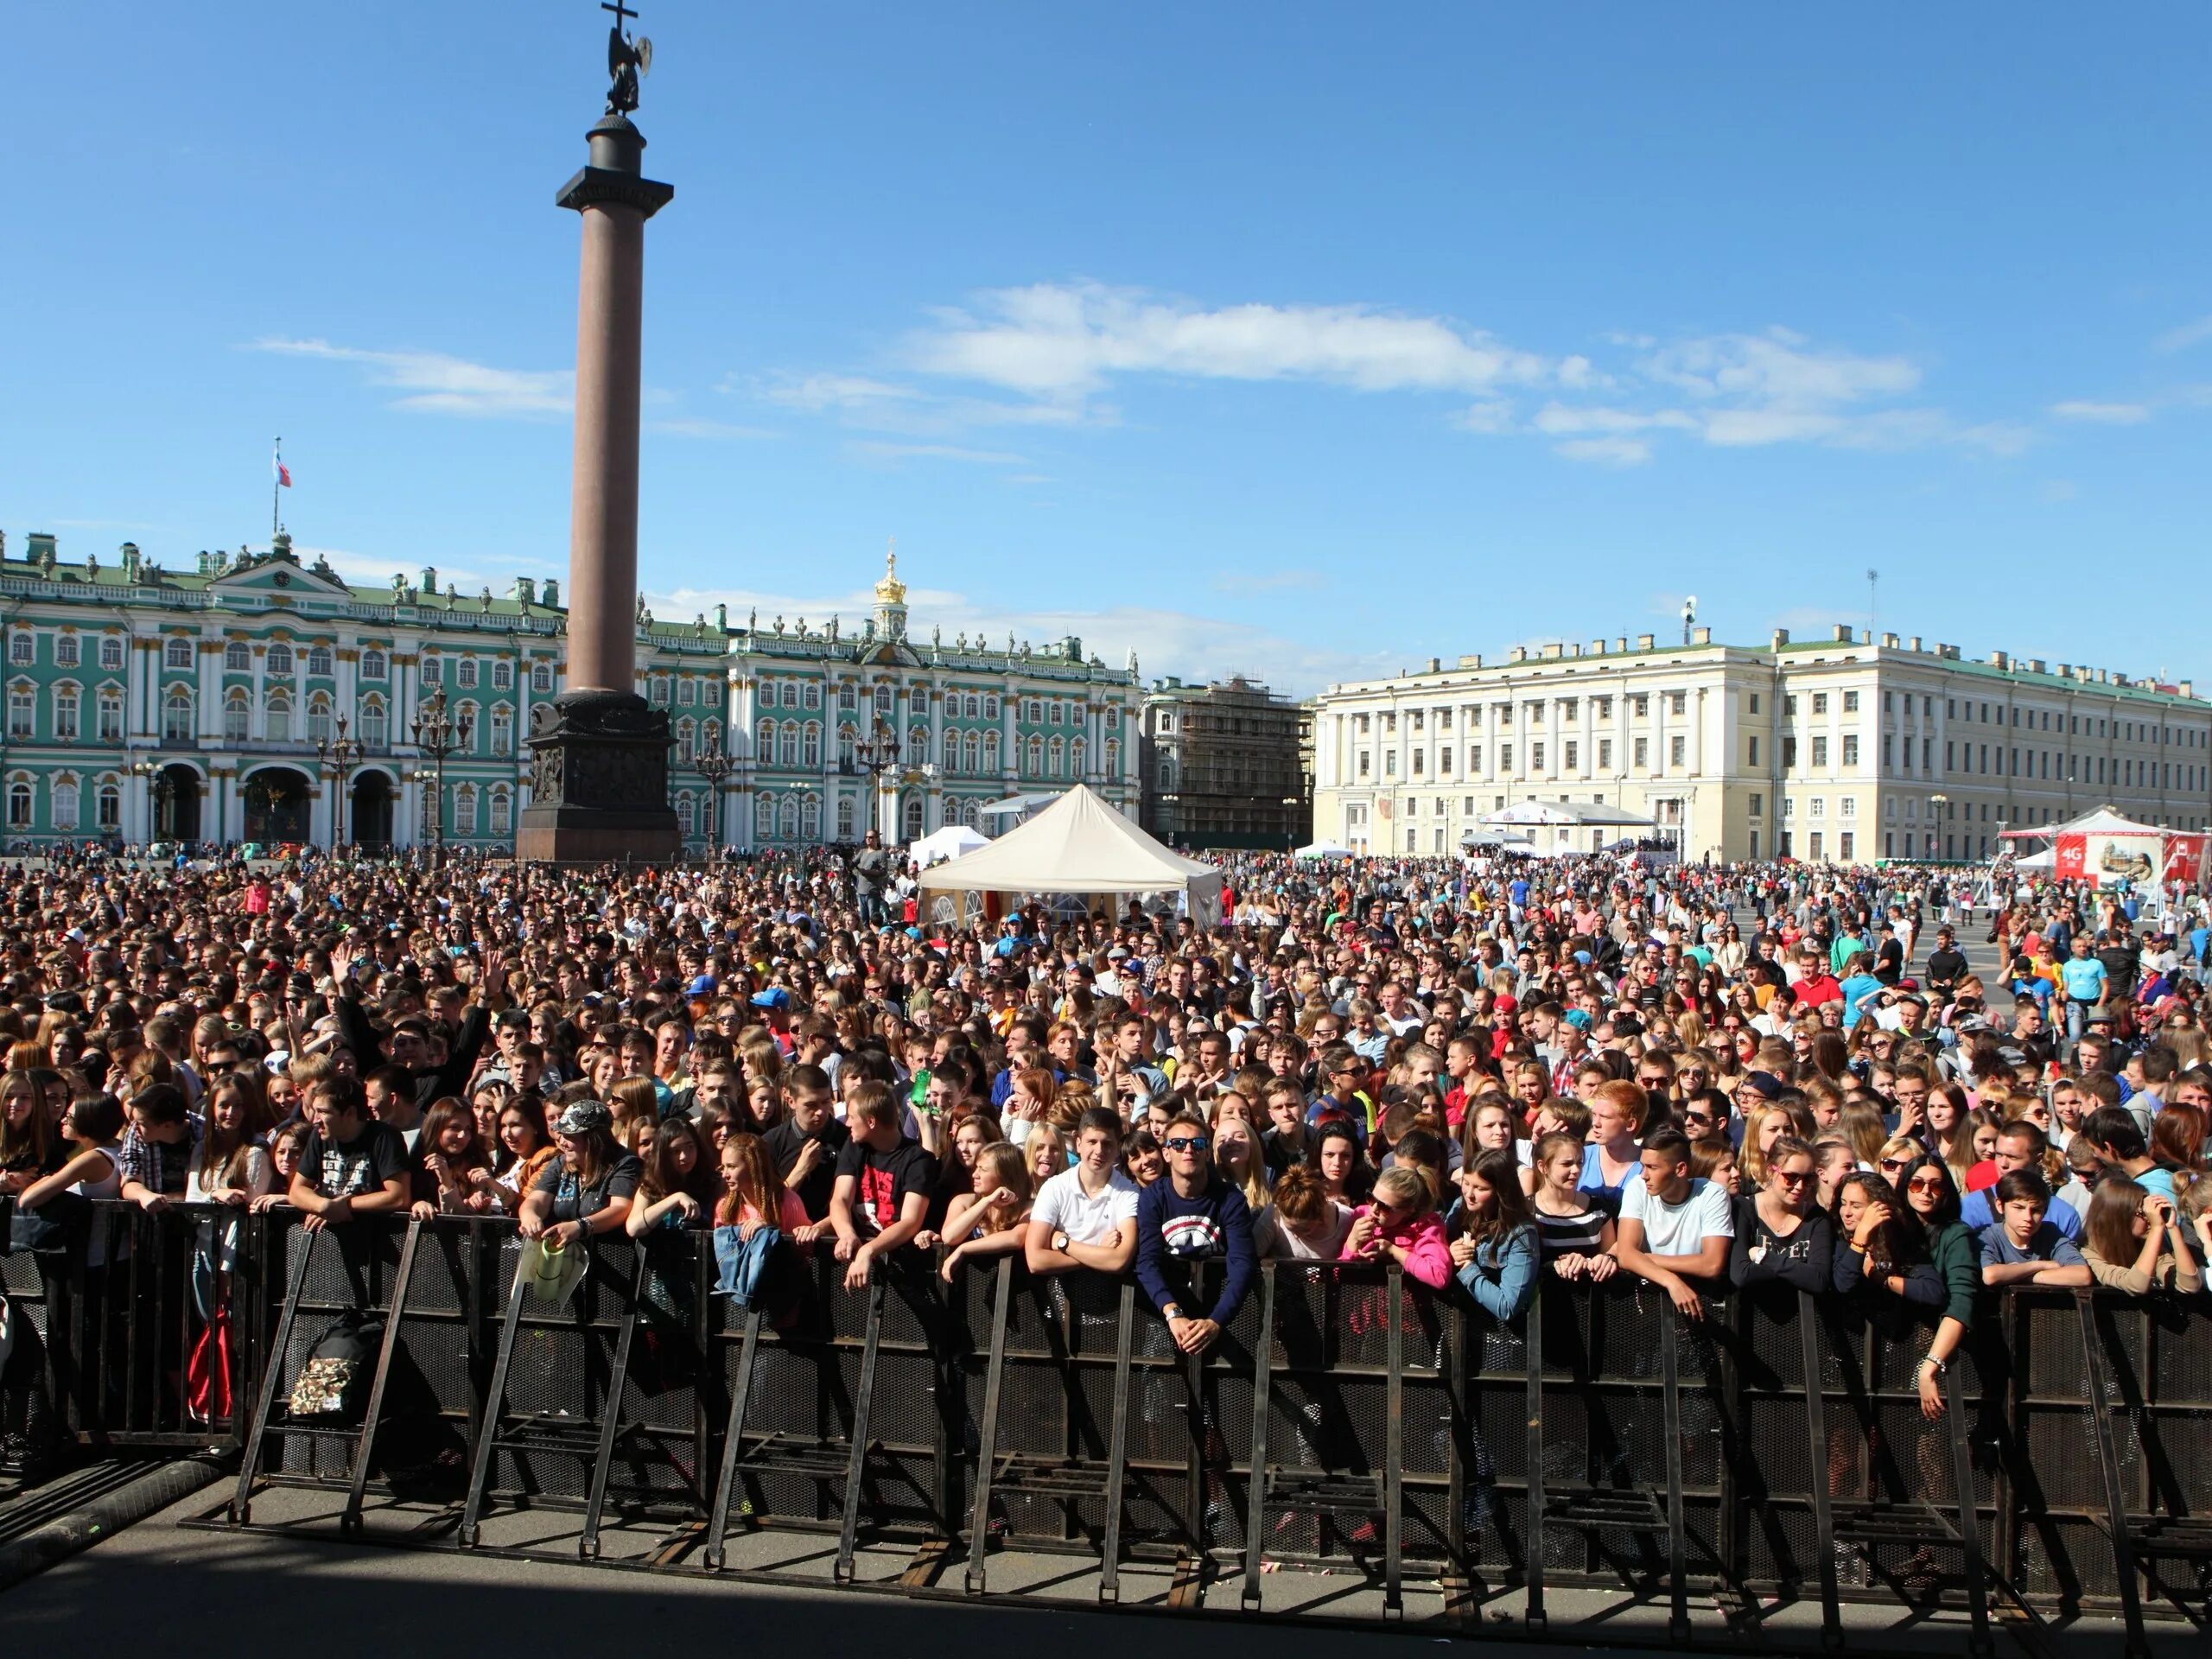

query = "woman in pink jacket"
[[1341, 1166, 1453, 1288]]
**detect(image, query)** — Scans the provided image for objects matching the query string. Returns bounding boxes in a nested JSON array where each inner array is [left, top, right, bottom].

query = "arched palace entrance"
[[349, 771, 397, 850], [241, 766, 313, 845], [151, 763, 201, 842]]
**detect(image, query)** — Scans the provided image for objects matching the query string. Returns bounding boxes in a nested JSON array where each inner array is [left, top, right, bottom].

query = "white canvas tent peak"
[[918, 785, 1224, 925], [1294, 840, 1354, 861], [1478, 800, 1660, 829], [908, 823, 989, 868], [1999, 805, 2170, 842]]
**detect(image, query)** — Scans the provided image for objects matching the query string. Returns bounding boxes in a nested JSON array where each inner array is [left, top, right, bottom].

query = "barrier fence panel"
[[702, 1246, 951, 1579], [2008, 1286, 2212, 1653], [1, 1198, 258, 1464], [15, 1200, 2209, 1646], [949, 1261, 1145, 1596]]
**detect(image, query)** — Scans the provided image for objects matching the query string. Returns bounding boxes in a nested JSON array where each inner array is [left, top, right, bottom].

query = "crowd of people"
[[3, 840, 2209, 1443]]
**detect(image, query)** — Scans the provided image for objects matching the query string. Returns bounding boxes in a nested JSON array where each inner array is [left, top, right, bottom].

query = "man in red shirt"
[[1788, 946, 1843, 1009]]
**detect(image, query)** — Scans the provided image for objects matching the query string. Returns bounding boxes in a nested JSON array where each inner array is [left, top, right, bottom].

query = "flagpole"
[[272, 437, 282, 543]]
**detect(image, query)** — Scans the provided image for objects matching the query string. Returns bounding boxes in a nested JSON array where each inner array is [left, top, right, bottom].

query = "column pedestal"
[[516, 688, 678, 862]]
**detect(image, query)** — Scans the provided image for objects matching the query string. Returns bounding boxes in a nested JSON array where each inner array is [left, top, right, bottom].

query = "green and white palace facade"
[[0, 531, 1138, 852]]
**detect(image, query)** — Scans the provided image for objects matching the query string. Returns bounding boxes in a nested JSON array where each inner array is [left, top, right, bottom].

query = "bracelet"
[[1920, 1356, 1945, 1376]]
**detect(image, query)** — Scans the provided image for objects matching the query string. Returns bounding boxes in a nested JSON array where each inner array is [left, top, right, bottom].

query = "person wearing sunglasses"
[[1134, 1112, 1256, 1357], [1729, 1135, 1832, 1293], [1342, 1165, 1452, 1289], [1892, 1155, 1978, 1421]]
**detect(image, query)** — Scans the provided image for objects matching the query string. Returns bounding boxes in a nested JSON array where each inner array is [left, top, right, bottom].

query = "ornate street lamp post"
[[413, 687, 474, 871], [316, 714, 365, 853], [693, 736, 733, 857], [854, 719, 902, 840]]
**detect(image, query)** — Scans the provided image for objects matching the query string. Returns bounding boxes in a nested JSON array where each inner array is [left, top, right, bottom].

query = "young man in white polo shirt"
[[1025, 1106, 1140, 1276], [1612, 1125, 1732, 1319]]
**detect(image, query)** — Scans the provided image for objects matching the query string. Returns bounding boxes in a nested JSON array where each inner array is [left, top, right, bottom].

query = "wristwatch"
[[1163, 1303, 1184, 1321], [1052, 1230, 1070, 1253]]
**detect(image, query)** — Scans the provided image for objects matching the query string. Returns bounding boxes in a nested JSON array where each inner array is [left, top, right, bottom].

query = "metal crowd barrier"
[[5, 1201, 2209, 1651], [1, 1198, 266, 1467]]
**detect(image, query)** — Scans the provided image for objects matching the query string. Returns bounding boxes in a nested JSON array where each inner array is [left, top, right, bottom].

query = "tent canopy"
[[976, 791, 1063, 820], [1479, 799, 1660, 829], [2001, 805, 2169, 842], [1293, 840, 1353, 860], [2014, 847, 2056, 870], [919, 785, 1224, 924], [1460, 827, 1539, 850], [908, 823, 989, 868]]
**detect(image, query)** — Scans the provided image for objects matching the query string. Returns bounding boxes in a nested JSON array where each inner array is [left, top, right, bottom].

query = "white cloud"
[[294, 543, 556, 594], [750, 372, 923, 412], [251, 337, 572, 417], [1532, 404, 1697, 436], [848, 441, 1028, 466], [906, 283, 1550, 403], [2154, 315, 2212, 353], [2050, 399, 2152, 424], [1641, 328, 1920, 409], [1453, 400, 1517, 434], [1554, 435, 1653, 466], [1210, 569, 1325, 596], [644, 575, 1392, 696], [650, 417, 780, 440]]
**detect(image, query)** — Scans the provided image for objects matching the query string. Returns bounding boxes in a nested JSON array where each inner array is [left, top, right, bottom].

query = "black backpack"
[[286, 1309, 385, 1423]]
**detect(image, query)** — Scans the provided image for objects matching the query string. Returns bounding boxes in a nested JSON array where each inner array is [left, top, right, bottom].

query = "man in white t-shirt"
[[1025, 1107, 1140, 1277], [1613, 1126, 1732, 1319]]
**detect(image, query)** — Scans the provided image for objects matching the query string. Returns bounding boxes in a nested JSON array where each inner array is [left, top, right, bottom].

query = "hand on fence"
[[843, 1243, 875, 1291], [1917, 1358, 1946, 1421], [1168, 1314, 1221, 1355]]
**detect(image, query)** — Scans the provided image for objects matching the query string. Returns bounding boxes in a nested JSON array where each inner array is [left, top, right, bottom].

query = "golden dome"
[[874, 540, 907, 604]]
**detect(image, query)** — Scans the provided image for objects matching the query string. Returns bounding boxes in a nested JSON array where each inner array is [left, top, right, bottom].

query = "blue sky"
[[9, 3, 2210, 696]]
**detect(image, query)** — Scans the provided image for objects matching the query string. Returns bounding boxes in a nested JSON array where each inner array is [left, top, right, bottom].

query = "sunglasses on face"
[[1776, 1170, 1811, 1187], [1907, 1178, 1944, 1194], [1163, 1136, 1210, 1154], [1879, 1157, 1910, 1173]]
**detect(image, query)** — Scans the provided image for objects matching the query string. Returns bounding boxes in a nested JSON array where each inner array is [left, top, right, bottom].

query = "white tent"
[[918, 785, 1225, 926], [908, 823, 989, 868], [1999, 805, 2167, 842], [1294, 840, 1354, 861], [1479, 800, 1660, 830], [2015, 847, 2056, 871]]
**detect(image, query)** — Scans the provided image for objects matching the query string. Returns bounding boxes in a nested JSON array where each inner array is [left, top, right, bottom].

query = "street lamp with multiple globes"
[[412, 687, 473, 870], [692, 736, 733, 857], [1929, 792, 1948, 862], [852, 719, 903, 840], [316, 714, 365, 853]]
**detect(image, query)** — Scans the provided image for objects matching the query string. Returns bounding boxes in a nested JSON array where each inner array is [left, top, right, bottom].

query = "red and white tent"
[[1999, 805, 2205, 889]]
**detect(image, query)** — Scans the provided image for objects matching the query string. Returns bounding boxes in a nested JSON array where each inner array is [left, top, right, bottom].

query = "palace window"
[[267, 643, 293, 675], [166, 637, 194, 670], [164, 689, 194, 742], [55, 633, 79, 669], [225, 641, 251, 671]]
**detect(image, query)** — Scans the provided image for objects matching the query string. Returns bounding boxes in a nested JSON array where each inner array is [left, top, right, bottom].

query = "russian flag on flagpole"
[[272, 447, 291, 487]]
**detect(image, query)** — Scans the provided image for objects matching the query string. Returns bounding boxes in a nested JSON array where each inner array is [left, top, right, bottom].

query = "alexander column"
[[518, 3, 682, 862]]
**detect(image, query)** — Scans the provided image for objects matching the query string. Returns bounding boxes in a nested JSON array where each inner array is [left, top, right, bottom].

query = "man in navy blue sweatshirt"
[[1135, 1112, 1257, 1355]]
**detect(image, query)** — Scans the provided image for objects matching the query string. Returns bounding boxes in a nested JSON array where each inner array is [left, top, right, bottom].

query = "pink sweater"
[[1341, 1206, 1452, 1289]]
